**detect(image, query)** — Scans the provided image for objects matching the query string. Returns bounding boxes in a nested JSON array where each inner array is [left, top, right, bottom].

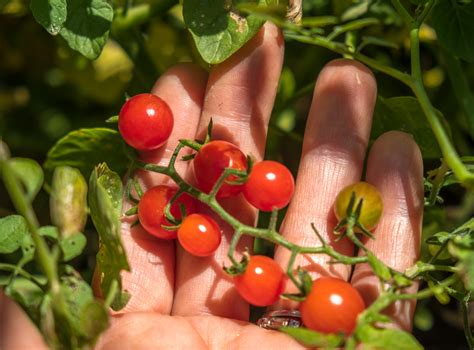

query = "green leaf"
[[38, 225, 60, 241], [59, 0, 113, 59], [425, 231, 451, 245], [372, 96, 442, 159], [6, 277, 45, 321], [357, 326, 423, 350], [432, 0, 474, 62], [8, 158, 44, 202], [60, 232, 87, 261], [0, 215, 29, 254], [50, 166, 88, 237], [280, 327, 344, 348], [30, 0, 67, 35], [367, 253, 392, 282], [341, 0, 369, 21], [44, 128, 129, 181], [88, 163, 130, 310], [80, 300, 109, 342], [60, 274, 109, 343], [21, 234, 36, 263], [183, 0, 275, 64]]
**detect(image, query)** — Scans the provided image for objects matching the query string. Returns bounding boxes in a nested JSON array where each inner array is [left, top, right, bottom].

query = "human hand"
[[0, 22, 423, 349]]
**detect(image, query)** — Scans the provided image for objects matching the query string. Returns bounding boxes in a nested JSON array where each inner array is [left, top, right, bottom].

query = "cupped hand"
[[0, 23, 423, 349]]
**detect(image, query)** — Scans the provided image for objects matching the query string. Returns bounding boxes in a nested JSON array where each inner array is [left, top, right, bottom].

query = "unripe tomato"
[[233, 255, 286, 306], [118, 93, 174, 151], [300, 277, 365, 334], [334, 182, 383, 231], [178, 214, 222, 257], [242, 160, 295, 212], [193, 140, 247, 198], [428, 242, 451, 260], [138, 185, 196, 239]]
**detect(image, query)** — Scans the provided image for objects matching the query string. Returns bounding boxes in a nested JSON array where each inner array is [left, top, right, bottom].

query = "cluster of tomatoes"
[[118, 94, 382, 336]]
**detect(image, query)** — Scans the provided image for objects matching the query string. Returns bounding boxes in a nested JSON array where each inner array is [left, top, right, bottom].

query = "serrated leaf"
[[44, 128, 128, 181], [59, 0, 113, 59], [30, 0, 67, 35], [60, 232, 87, 261], [281, 327, 344, 348], [8, 158, 44, 202], [183, 0, 275, 64], [432, 0, 474, 62], [367, 253, 392, 281], [357, 326, 423, 350], [88, 163, 130, 310], [0, 215, 29, 254], [372, 96, 442, 159], [50, 166, 88, 237]]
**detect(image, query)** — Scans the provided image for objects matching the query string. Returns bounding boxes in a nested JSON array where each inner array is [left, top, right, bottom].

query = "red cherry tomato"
[[118, 93, 174, 151], [138, 185, 196, 239], [193, 140, 247, 198], [233, 255, 286, 306], [177, 214, 222, 257], [300, 277, 365, 334], [243, 160, 295, 211]]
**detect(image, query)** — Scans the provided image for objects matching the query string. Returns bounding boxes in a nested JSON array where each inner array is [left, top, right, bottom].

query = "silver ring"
[[256, 310, 302, 330]]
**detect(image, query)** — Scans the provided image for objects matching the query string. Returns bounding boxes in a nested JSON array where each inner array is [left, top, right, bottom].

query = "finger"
[[351, 131, 423, 330], [117, 64, 207, 314], [172, 23, 284, 319], [0, 292, 48, 349], [274, 59, 377, 308]]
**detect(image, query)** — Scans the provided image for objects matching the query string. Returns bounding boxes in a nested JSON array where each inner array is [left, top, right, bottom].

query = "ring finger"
[[274, 59, 377, 309]]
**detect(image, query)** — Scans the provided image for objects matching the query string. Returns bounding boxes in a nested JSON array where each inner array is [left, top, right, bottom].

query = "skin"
[[0, 23, 423, 349]]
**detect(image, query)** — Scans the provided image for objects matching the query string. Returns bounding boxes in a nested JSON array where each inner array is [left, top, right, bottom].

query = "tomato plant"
[[300, 277, 365, 335], [233, 255, 286, 307], [243, 160, 295, 212], [193, 140, 247, 198], [138, 185, 196, 239], [2, 0, 474, 349], [177, 213, 222, 257], [118, 93, 173, 151]]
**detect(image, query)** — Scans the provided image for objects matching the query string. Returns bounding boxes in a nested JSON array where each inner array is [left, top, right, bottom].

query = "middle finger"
[[172, 23, 284, 320]]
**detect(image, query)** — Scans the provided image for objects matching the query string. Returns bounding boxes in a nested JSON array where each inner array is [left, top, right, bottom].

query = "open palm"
[[1, 23, 423, 349]]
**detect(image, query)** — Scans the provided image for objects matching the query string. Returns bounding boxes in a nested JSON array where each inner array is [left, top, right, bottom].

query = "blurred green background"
[[1, 0, 473, 348]]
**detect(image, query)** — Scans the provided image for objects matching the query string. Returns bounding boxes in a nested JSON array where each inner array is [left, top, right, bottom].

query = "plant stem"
[[407, 18, 474, 186], [427, 160, 449, 206], [1, 161, 57, 288], [390, 0, 414, 25], [0, 159, 72, 334], [284, 33, 414, 86], [462, 295, 474, 350]]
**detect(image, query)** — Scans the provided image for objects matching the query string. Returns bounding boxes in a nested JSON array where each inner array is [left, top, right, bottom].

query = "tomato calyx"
[[334, 191, 375, 241], [223, 250, 250, 276], [160, 190, 191, 231], [281, 267, 313, 302]]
